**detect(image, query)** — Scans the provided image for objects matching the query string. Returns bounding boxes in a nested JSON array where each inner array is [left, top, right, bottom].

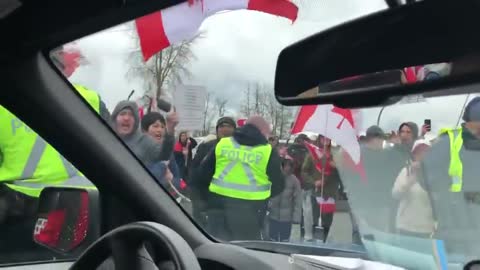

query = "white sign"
[[173, 84, 207, 131]]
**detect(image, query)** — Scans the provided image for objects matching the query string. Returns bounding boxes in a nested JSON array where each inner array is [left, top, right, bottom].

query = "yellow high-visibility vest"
[[0, 85, 100, 197], [439, 128, 463, 192], [74, 84, 101, 112], [209, 137, 272, 200]]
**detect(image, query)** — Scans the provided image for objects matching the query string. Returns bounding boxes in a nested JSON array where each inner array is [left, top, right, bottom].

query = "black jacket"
[[189, 139, 218, 201], [193, 124, 285, 204], [191, 139, 217, 171], [174, 137, 198, 181]]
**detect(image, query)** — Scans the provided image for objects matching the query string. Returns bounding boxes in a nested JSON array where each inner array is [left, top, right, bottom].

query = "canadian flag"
[[304, 141, 331, 175], [291, 104, 366, 181], [316, 197, 336, 214], [135, 0, 298, 61]]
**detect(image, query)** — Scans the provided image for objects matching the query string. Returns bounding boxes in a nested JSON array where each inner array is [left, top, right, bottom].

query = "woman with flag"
[[301, 135, 341, 242]]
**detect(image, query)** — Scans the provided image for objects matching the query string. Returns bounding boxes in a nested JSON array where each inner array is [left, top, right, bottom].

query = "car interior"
[[2, 0, 480, 269]]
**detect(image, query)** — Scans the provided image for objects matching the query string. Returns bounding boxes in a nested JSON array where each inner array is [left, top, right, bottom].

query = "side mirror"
[[33, 187, 100, 254]]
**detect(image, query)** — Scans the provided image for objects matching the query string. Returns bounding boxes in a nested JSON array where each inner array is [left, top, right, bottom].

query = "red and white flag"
[[403, 66, 423, 83], [291, 104, 366, 181], [304, 141, 331, 175], [135, 0, 298, 61], [316, 197, 336, 214]]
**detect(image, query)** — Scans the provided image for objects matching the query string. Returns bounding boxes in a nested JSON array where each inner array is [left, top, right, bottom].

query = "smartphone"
[[424, 119, 431, 131]]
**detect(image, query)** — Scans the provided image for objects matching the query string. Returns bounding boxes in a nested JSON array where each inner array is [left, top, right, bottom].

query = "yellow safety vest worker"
[[439, 128, 463, 192], [74, 84, 101, 111], [0, 85, 101, 197], [209, 137, 273, 200]]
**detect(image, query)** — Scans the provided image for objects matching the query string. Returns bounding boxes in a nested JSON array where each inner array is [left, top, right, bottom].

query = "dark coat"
[[301, 154, 341, 199], [422, 125, 480, 231], [193, 124, 285, 208]]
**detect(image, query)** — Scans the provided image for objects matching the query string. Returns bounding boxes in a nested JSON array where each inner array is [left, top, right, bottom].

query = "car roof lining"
[[0, 0, 183, 62]]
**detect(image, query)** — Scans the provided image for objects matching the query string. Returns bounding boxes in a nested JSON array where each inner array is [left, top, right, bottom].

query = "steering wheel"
[[70, 222, 201, 270]]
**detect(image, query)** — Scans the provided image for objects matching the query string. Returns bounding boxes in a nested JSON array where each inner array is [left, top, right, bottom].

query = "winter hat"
[[463, 97, 480, 122], [366, 125, 385, 139], [216, 116, 236, 131], [141, 112, 165, 131], [246, 115, 271, 136], [295, 133, 309, 143]]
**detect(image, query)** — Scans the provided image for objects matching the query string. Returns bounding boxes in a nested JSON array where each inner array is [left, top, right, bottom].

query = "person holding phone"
[[392, 140, 434, 237], [421, 119, 431, 139], [174, 131, 198, 182]]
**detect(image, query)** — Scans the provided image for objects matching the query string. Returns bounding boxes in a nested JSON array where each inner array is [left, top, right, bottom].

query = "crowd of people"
[[2, 46, 480, 263], [4, 86, 480, 260], [106, 95, 480, 258]]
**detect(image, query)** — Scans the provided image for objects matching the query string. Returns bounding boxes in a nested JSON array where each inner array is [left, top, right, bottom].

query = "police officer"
[[195, 116, 285, 241], [422, 97, 480, 258], [190, 117, 237, 227], [0, 45, 107, 258]]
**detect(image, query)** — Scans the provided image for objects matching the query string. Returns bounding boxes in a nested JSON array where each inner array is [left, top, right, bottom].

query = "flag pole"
[[456, 94, 470, 128], [318, 110, 330, 242]]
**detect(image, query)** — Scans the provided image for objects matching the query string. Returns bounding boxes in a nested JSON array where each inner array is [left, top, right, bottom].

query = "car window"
[[38, 0, 480, 269], [0, 106, 97, 265]]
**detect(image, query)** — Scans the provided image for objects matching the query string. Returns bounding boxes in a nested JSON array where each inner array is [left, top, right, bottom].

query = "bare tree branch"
[[239, 82, 295, 138], [126, 29, 205, 100], [215, 97, 228, 117]]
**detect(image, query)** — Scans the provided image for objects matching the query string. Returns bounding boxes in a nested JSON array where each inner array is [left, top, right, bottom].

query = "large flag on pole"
[[291, 104, 366, 181], [135, 0, 298, 61], [303, 141, 331, 175]]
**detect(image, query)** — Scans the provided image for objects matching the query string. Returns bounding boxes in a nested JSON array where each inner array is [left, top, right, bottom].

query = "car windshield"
[[51, 0, 479, 269]]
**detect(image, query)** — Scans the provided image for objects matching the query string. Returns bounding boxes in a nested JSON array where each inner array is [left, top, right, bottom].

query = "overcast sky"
[[68, 0, 473, 135]]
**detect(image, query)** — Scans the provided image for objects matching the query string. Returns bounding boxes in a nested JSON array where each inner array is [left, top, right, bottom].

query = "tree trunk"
[[156, 51, 163, 98]]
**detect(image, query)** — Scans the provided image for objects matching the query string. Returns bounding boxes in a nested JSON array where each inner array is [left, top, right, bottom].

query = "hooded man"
[[111, 100, 177, 165], [195, 116, 285, 241]]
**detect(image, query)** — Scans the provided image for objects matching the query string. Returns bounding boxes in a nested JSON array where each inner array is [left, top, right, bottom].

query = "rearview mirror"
[[33, 187, 100, 254], [275, 0, 480, 107]]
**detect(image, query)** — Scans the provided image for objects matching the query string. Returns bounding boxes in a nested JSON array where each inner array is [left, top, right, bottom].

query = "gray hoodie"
[[268, 174, 302, 223], [111, 101, 174, 164]]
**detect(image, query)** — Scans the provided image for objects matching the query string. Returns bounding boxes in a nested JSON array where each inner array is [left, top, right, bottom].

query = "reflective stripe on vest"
[[209, 137, 272, 200], [1, 85, 99, 197], [440, 128, 463, 192], [6, 134, 93, 197]]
